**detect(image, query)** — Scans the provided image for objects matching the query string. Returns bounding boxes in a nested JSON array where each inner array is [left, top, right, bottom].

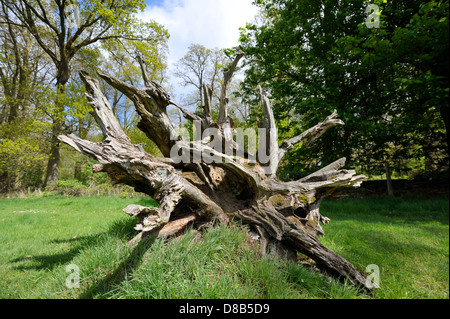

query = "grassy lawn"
[[320, 197, 449, 299], [0, 195, 448, 299]]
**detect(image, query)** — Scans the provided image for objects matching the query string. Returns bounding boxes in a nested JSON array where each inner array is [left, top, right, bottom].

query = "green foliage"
[[126, 126, 163, 157], [238, 0, 449, 178], [42, 178, 142, 198], [0, 12, 56, 191], [47, 179, 88, 197], [0, 111, 50, 190], [0, 0, 171, 192]]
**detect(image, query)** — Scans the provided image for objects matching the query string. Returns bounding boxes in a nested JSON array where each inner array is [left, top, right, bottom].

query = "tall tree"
[[0, 3, 53, 191], [1, 0, 169, 187], [238, 0, 448, 179], [173, 44, 225, 109]]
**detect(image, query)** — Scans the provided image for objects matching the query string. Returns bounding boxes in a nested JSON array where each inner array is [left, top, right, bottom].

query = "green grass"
[[320, 196, 449, 299], [0, 195, 448, 299], [0, 195, 156, 298]]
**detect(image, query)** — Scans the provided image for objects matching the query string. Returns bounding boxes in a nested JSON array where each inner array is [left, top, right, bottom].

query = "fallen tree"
[[59, 51, 372, 289]]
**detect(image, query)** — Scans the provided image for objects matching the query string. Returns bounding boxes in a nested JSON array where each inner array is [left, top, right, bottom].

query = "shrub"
[[41, 179, 143, 198], [45, 179, 88, 196]]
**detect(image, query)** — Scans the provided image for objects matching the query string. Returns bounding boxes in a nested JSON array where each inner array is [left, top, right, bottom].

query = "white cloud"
[[138, 0, 259, 75], [135, 0, 258, 106]]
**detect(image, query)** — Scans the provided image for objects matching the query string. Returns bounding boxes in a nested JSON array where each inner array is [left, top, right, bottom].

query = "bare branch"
[[257, 86, 279, 177], [58, 65, 370, 290], [136, 54, 151, 87], [278, 110, 344, 162], [169, 100, 206, 127], [21, 0, 60, 36], [265, 158, 366, 196], [5, 1, 59, 64], [217, 49, 244, 124], [79, 71, 130, 143], [66, 12, 99, 48], [98, 70, 180, 157]]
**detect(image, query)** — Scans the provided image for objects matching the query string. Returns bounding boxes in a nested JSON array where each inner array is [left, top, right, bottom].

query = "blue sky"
[[138, 0, 259, 101], [145, 0, 166, 6]]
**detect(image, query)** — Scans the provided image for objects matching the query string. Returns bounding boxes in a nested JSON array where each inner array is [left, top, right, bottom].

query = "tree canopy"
[[0, 0, 169, 191], [238, 0, 448, 180]]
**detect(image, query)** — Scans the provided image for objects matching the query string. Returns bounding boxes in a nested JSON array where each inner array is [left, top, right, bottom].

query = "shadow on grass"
[[9, 234, 100, 271], [9, 217, 140, 272], [317, 196, 448, 279], [329, 226, 447, 260], [7, 197, 163, 298], [322, 196, 449, 226], [78, 234, 156, 299], [8, 215, 158, 298]]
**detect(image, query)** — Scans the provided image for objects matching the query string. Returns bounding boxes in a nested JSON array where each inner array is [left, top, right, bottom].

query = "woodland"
[[0, 0, 448, 291]]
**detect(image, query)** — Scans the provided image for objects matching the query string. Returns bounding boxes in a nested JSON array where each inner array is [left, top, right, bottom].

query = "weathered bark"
[[257, 86, 279, 177], [59, 53, 373, 290]]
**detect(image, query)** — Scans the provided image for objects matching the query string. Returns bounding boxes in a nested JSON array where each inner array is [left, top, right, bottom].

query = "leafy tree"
[[1, 0, 169, 187], [238, 0, 448, 179], [0, 4, 53, 191], [60, 41, 168, 183], [173, 43, 225, 109]]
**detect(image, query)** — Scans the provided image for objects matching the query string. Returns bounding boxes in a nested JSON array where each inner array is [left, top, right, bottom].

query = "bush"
[[45, 179, 88, 196], [42, 179, 143, 198]]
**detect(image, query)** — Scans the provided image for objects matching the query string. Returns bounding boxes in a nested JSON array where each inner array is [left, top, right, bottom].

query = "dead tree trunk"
[[58, 52, 372, 289]]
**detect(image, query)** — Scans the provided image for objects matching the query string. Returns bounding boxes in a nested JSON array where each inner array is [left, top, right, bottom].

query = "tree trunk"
[[43, 79, 68, 188], [59, 53, 373, 290], [384, 162, 394, 196], [43, 136, 61, 187], [44, 106, 64, 188]]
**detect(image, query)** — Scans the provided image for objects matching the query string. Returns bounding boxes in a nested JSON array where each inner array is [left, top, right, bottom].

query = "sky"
[[139, 0, 259, 100]]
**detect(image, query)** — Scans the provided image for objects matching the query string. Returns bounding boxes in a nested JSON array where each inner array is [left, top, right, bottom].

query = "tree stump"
[[59, 52, 372, 289]]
